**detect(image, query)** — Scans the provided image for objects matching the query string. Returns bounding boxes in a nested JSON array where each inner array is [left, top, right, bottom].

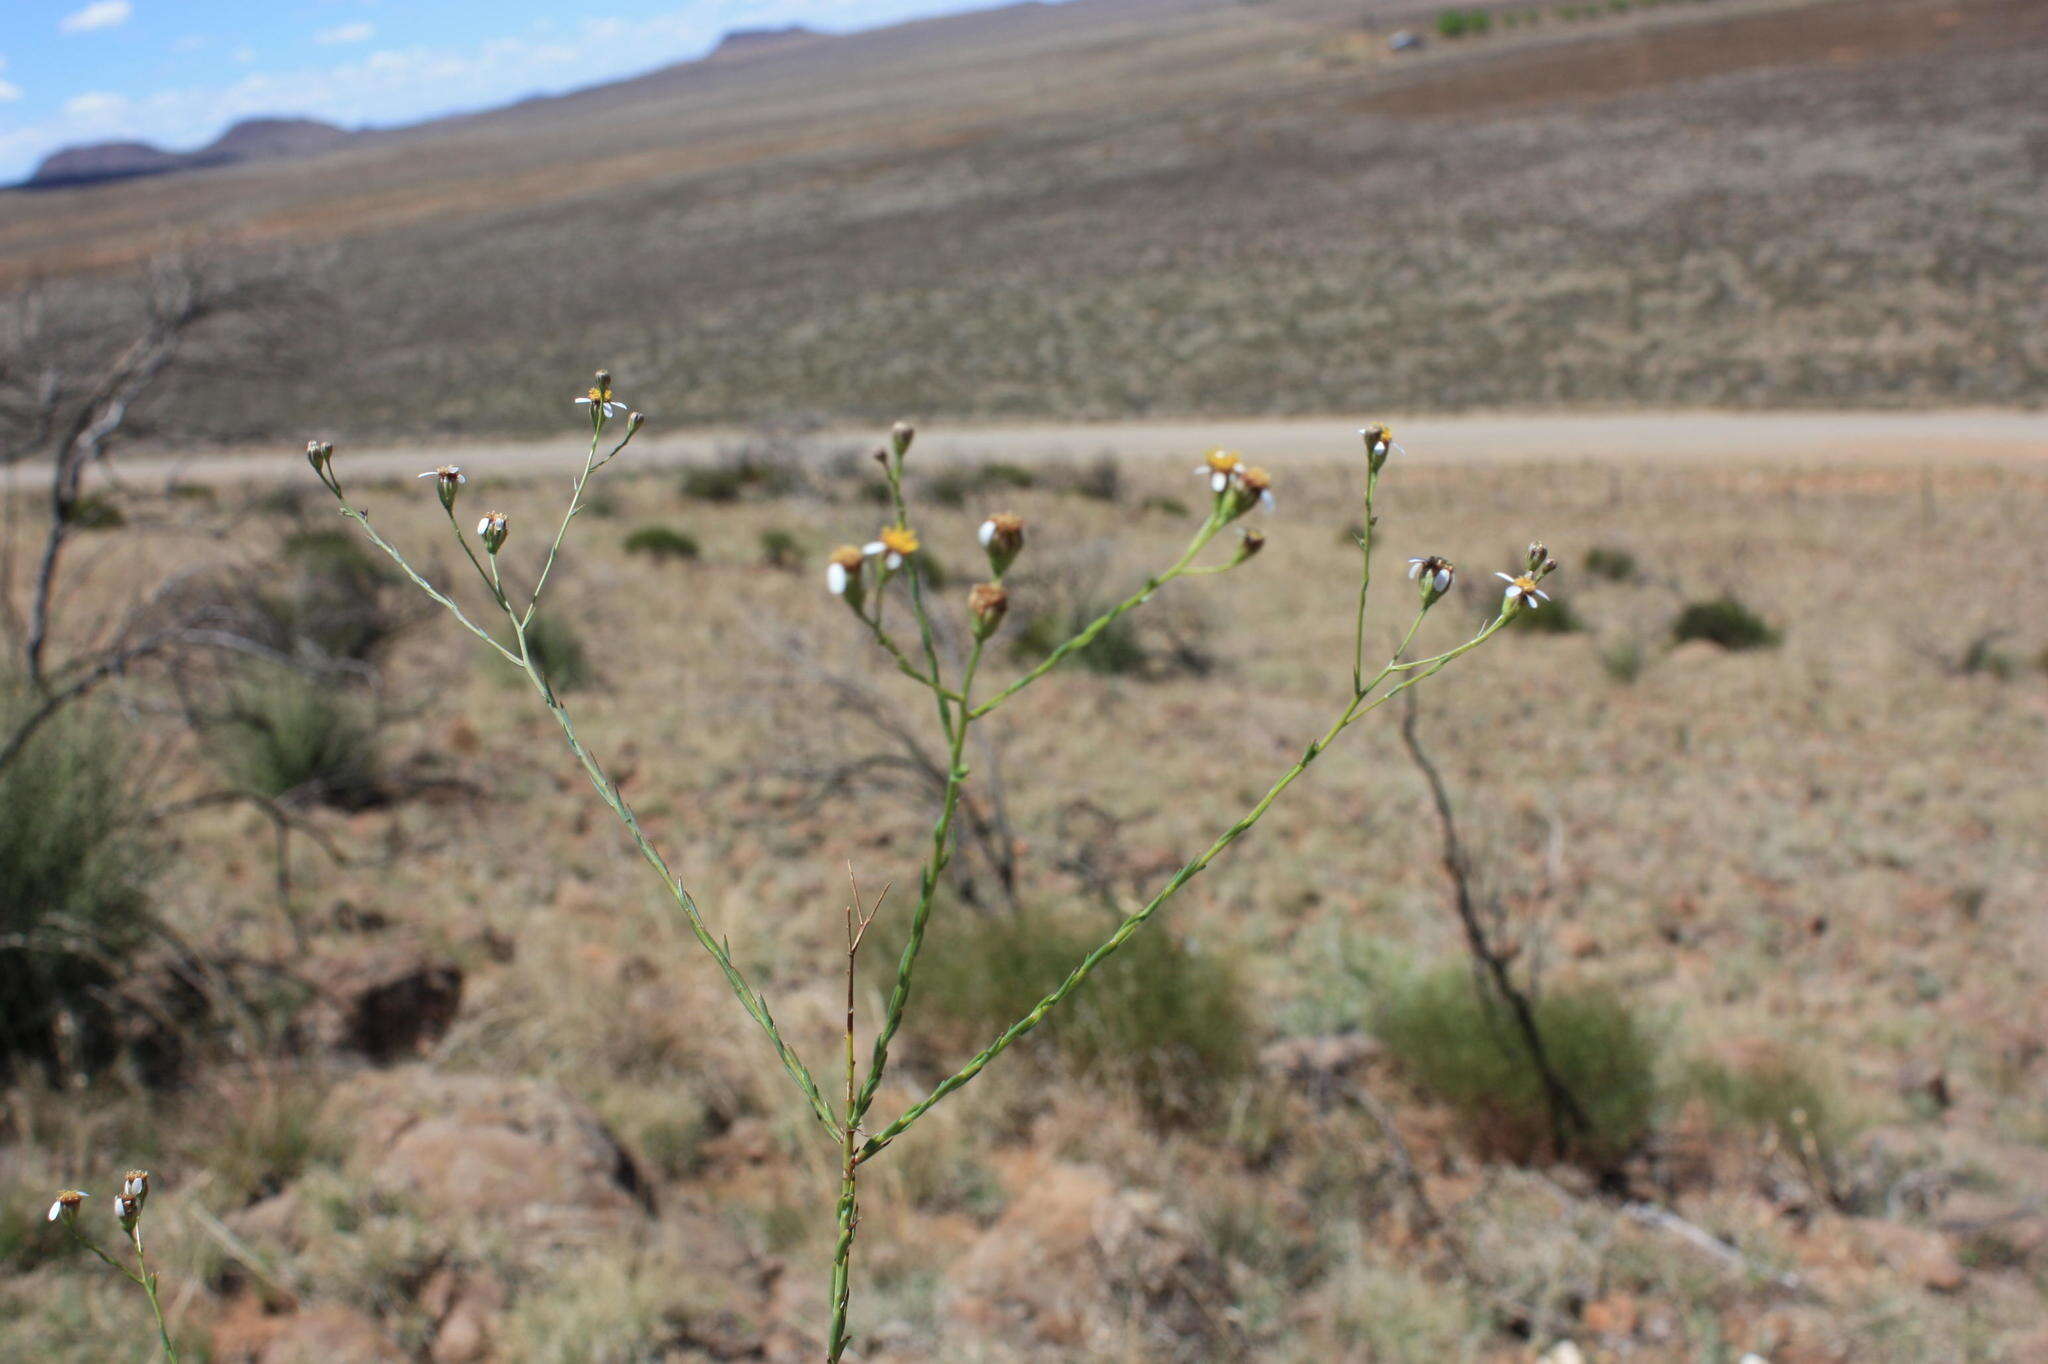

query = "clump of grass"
[[759, 528, 802, 570], [1141, 494, 1190, 518], [61, 494, 125, 529], [270, 527, 405, 662], [1584, 545, 1639, 582], [1672, 595, 1779, 650], [1685, 1049, 1853, 1195], [215, 667, 383, 810], [680, 450, 799, 503], [1956, 631, 2016, 679], [1057, 455, 1123, 503], [1600, 636, 1646, 683], [521, 615, 594, 692], [1374, 966, 1659, 1167], [622, 525, 700, 563], [0, 687, 153, 1078], [896, 907, 1253, 1126]]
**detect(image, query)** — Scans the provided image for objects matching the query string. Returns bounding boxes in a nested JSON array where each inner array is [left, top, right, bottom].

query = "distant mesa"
[[22, 116, 353, 190], [707, 25, 823, 61]]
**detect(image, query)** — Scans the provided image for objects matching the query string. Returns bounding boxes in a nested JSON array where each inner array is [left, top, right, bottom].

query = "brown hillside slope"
[[1, 0, 2043, 443]]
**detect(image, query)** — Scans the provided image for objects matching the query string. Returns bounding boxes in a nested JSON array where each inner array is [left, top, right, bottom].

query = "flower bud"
[[890, 421, 915, 462], [114, 1194, 141, 1231], [968, 582, 1009, 639], [826, 544, 867, 610], [1360, 423, 1397, 472], [121, 1171, 150, 1207], [477, 511, 509, 555], [1228, 528, 1265, 567], [627, 410, 645, 434], [1526, 541, 1550, 574], [978, 512, 1025, 576], [305, 440, 333, 474], [419, 464, 466, 511]]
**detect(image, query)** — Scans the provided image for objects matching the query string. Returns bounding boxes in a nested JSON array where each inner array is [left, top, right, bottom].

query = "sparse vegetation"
[[1672, 594, 1779, 650], [519, 614, 594, 692], [1375, 966, 1660, 1168], [759, 527, 802, 570], [213, 667, 383, 810], [1584, 545, 1639, 582], [622, 524, 701, 563]]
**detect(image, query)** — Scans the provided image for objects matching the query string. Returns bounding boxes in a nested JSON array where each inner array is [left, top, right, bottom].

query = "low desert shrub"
[[0, 687, 154, 1078], [759, 527, 803, 570], [897, 906, 1254, 1126], [1600, 636, 1646, 683], [269, 527, 406, 662], [623, 525, 701, 563], [1011, 601, 1150, 676], [1685, 1050, 1852, 1189], [1374, 966, 1659, 1167], [62, 494, 126, 529], [1512, 596, 1586, 634], [1672, 595, 1779, 650], [1059, 454, 1123, 503], [680, 449, 800, 502], [1584, 544, 1639, 582], [214, 667, 383, 810]]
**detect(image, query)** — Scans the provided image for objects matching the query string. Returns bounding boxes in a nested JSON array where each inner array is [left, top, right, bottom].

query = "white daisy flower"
[[1408, 556, 1454, 595], [575, 370, 629, 419], [1496, 571, 1552, 608], [1359, 424, 1406, 464], [1197, 449, 1242, 494], [47, 1190, 87, 1223], [417, 465, 465, 487], [862, 525, 920, 572]]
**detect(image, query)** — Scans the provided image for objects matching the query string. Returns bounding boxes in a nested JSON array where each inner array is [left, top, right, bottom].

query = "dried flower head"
[[968, 582, 1010, 639], [1227, 465, 1275, 519], [1230, 528, 1266, 566], [1197, 449, 1243, 494], [476, 511, 509, 554], [47, 1190, 87, 1224], [121, 1171, 150, 1205], [1360, 424, 1403, 470], [304, 440, 333, 473], [1408, 555, 1454, 605], [863, 525, 921, 572], [978, 512, 1025, 576], [576, 370, 629, 421], [113, 1194, 140, 1229], [826, 544, 866, 604], [418, 464, 466, 511], [890, 421, 916, 461]]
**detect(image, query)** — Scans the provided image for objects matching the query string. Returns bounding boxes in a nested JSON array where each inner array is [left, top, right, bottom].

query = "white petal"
[[1495, 572, 1515, 583], [979, 520, 996, 547], [1260, 490, 1275, 511], [1389, 441, 1407, 458], [1505, 584, 1524, 600], [1534, 588, 1551, 601], [417, 470, 435, 478], [827, 563, 848, 595], [1435, 569, 1451, 592], [47, 1201, 61, 1221], [575, 397, 593, 405], [455, 473, 467, 484], [1408, 560, 1423, 578], [862, 541, 885, 557], [886, 552, 903, 570], [1211, 471, 1228, 493]]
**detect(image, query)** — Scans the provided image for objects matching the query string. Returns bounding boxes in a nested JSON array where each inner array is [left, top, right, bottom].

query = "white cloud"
[[59, 1, 133, 35], [315, 22, 376, 45], [172, 35, 206, 53], [0, 77, 17, 104], [62, 90, 128, 120], [233, 44, 256, 63]]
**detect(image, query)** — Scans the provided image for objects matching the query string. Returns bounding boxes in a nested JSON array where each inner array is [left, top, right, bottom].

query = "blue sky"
[[0, 0, 992, 182]]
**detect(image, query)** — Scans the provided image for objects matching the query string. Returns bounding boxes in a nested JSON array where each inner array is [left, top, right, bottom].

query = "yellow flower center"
[[586, 383, 610, 404], [1205, 449, 1241, 474], [1512, 575, 1538, 593], [880, 526, 920, 556]]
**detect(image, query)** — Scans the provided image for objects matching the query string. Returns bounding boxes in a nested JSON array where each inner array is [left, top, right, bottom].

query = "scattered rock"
[[327, 1067, 653, 1246], [1582, 1292, 1640, 1337], [211, 1298, 403, 1363]]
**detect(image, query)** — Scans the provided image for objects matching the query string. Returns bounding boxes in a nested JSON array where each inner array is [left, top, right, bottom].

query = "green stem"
[[333, 483, 839, 1141], [1351, 466, 1381, 696], [854, 635, 986, 1122], [524, 417, 638, 629], [132, 1225, 179, 1363], [968, 514, 1223, 721], [859, 609, 1507, 1161]]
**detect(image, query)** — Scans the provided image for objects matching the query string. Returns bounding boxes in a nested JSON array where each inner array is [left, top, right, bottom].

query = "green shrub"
[[521, 615, 594, 692], [1600, 637, 1645, 683], [1672, 595, 1779, 650], [1011, 603, 1150, 676], [1437, 8, 1471, 36], [622, 525, 700, 563], [62, 494, 125, 529], [679, 451, 799, 503], [272, 527, 405, 661], [1060, 455, 1123, 503], [759, 528, 803, 570], [0, 687, 154, 1077], [1512, 596, 1586, 634], [1957, 631, 2015, 679], [215, 668, 383, 810], [1685, 1050, 1854, 1194], [893, 907, 1254, 1126], [1583, 545, 1638, 582], [1374, 967, 1659, 1167]]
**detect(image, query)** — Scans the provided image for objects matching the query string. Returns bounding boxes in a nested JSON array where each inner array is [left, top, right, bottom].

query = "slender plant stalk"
[[1351, 465, 1382, 695], [67, 1224, 179, 1362], [859, 611, 1508, 1161]]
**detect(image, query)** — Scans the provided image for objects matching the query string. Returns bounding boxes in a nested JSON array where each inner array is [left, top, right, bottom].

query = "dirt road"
[[6, 411, 2044, 493]]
